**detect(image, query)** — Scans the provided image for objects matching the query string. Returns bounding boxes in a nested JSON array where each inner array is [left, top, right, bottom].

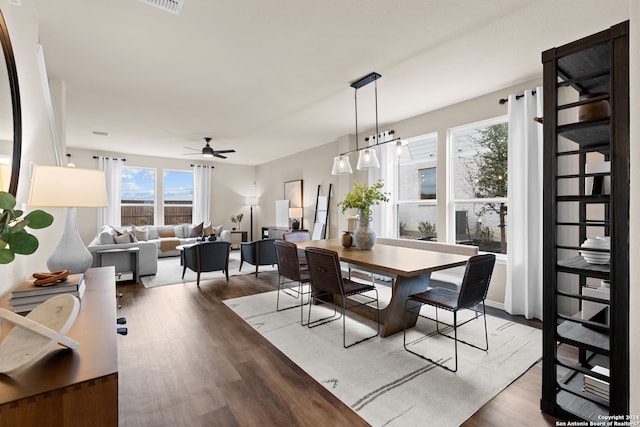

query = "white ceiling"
[[32, 0, 629, 166]]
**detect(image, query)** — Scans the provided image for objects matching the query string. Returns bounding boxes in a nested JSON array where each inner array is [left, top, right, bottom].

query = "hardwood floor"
[[116, 270, 558, 426]]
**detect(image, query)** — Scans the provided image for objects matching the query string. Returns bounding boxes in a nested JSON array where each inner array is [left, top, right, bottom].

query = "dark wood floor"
[[116, 270, 559, 426]]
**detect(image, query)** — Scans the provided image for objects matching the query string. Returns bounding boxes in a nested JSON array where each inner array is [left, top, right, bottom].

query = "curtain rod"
[[498, 90, 537, 105], [92, 155, 126, 161]]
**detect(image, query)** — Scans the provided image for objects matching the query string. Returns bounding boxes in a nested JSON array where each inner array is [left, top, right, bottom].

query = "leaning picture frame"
[[284, 179, 303, 208]]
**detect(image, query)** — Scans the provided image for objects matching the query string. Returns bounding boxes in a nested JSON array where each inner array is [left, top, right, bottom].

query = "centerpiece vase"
[[354, 209, 376, 250]]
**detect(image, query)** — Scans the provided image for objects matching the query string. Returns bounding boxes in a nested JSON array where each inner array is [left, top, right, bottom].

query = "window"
[[163, 170, 193, 225], [121, 167, 156, 226], [450, 118, 508, 254], [396, 133, 438, 240]]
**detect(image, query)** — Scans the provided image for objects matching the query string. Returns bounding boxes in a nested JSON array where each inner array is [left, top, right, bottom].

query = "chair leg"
[[196, 271, 201, 287], [182, 266, 187, 279]]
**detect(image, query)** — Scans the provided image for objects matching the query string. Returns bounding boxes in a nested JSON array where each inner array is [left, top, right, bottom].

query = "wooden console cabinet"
[[0, 267, 118, 426]]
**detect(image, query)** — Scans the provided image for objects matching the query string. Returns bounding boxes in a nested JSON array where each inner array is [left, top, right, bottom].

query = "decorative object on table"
[[32, 269, 70, 286], [338, 180, 389, 250], [341, 231, 353, 248], [230, 213, 243, 230], [28, 165, 107, 274], [579, 236, 610, 264], [10, 273, 85, 314], [289, 207, 303, 230], [207, 233, 217, 241], [0, 191, 54, 264], [0, 293, 80, 374]]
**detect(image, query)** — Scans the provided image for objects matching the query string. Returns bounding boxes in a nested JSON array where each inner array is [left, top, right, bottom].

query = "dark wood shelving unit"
[[541, 21, 629, 421]]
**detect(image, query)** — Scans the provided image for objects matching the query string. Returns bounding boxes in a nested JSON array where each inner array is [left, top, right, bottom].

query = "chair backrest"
[[457, 254, 496, 309], [274, 240, 304, 281], [282, 231, 310, 243], [304, 247, 344, 296], [184, 241, 230, 272]]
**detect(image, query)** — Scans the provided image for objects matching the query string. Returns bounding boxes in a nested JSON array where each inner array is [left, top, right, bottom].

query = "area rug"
[[141, 251, 277, 288], [224, 291, 541, 427]]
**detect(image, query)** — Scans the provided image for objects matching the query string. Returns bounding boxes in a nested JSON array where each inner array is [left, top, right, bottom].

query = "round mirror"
[[0, 10, 21, 196]]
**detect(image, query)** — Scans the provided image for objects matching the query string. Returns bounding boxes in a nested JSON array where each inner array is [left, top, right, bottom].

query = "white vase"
[[354, 209, 376, 250]]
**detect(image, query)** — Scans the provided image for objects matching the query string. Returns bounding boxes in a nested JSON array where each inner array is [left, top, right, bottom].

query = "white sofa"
[[87, 223, 228, 276]]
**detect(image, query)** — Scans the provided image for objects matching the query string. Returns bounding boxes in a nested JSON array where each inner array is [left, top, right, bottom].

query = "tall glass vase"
[[354, 209, 376, 250]]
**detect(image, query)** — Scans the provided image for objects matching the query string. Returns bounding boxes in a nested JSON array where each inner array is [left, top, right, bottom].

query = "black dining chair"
[[403, 253, 496, 372], [181, 241, 232, 286], [274, 240, 311, 325], [304, 246, 379, 348]]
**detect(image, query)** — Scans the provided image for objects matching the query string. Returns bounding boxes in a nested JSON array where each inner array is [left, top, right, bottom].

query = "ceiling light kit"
[[138, 0, 184, 15], [331, 72, 403, 175], [183, 137, 236, 159]]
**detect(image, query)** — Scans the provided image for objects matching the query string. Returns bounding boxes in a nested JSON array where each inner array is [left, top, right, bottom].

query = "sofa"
[[87, 223, 227, 276]]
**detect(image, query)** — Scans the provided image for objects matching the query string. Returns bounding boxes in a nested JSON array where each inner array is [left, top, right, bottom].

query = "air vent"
[[92, 131, 109, 137], [138, 0, 183, 15]]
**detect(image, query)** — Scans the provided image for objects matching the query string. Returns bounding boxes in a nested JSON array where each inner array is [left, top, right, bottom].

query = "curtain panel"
[[97, 157, 124, 229], [192, 165, 212, 225]]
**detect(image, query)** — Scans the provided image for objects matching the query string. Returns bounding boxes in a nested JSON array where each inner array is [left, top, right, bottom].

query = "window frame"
[[162, 169, 194, 225], [120, 166, 157, 226]]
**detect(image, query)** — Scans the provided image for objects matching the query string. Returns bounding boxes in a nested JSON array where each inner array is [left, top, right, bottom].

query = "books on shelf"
[[10, 273, 85, 314], [584, 365, 609, 400]]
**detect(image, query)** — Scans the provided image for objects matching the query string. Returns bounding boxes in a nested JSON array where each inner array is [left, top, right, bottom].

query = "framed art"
[[284, 179, 303, 208]]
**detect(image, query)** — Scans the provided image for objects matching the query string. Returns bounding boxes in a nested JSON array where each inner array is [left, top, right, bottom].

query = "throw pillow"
[[114, 231, 135, 244], [190, 222, 204, 238], [133, 225, 149, 241], [213, 225, 223, 237], [203, 223, 213, 236], [173, 224, 186, 239], [156, 225, 175, 238]]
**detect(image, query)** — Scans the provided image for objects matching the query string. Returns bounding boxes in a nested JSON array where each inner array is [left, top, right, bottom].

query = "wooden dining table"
[[296, 239, 470, 337]]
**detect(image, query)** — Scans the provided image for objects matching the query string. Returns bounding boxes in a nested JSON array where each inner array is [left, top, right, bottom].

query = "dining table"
[[296, 239, 470, 337]]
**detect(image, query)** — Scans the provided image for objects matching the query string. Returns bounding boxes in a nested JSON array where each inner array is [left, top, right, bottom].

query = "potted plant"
[[230, 213, 244, 230], [0, 191, 54, 264], [338, 180, 389, 250]]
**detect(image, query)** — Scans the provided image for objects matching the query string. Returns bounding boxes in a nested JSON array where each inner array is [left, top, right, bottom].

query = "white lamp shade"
[[245, 196, 258, 206], [288, 207, 303, 218], [331, 155, 353, 175], [357, 148, 380, 170], [28, 165, 108, 208]]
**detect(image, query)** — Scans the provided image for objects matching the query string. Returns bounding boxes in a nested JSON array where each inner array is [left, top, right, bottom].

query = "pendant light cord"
[[374, 79, 379, 146], [354, 88, 359, 150]]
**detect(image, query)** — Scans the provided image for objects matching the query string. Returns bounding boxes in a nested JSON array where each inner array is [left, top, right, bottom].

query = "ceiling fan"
[[183, 137, 236, 159]]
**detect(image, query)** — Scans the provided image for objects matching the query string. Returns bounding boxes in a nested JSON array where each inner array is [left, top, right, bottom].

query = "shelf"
[[557, 119, 609, 146], [557, 41, 610, 94], [557, 315, 609, 354], [556, 195, 609, 203], [557, 256, 609, 278]]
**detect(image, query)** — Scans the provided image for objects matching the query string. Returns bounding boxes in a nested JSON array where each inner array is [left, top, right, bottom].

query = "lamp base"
[[47, 208, 93, 274]]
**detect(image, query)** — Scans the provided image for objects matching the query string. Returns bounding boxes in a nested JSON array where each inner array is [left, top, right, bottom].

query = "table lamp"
[[289, 207, 303, 230], [28, 165, 107, 274]]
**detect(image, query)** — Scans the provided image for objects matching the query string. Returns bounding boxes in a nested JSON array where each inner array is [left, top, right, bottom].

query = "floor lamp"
[[245, 197, 258, 240], [28, 165, 107, 274]]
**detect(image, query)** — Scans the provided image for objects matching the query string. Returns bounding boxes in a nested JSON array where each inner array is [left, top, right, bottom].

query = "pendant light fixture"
[[331, 72, 401, 175]]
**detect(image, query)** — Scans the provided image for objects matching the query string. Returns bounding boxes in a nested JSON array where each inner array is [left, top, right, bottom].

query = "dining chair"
[[304, 247, 379, 348], [282, 230, 310, 264], [403, 253, 496, 372], [181, 241, 231, 286], [274, 240, 311, 325]]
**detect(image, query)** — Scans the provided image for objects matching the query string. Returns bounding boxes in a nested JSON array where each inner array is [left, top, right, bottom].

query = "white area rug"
[[141, 251, 277, 288], [224, 290, 541, 427]]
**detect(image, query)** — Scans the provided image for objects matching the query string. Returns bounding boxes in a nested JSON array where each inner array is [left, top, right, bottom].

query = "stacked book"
[[9, 273, 85, 314], [584, 365, 610, 400]]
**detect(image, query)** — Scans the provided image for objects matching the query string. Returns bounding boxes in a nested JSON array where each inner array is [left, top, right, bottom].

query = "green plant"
[[417, 220, 436, 238], [0, 191, 54, 264], [338, 180, 390, 219], [230, 213, 244, 224]]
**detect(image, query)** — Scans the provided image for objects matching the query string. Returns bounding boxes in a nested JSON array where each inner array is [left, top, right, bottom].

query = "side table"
[[96, 247, 140, 283], [229, 230, 248, 249]]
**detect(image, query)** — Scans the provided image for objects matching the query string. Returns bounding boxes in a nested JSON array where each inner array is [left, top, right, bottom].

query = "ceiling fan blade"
[[183, 146, 200, 152], [213, 153, 227, 159], [181, 152, 201, 156], [213, 149, 236, 154]]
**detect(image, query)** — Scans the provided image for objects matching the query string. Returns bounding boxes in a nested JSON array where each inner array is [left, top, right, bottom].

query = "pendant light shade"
[[331, 155, 353, 175], [357, 148, 380, 170]]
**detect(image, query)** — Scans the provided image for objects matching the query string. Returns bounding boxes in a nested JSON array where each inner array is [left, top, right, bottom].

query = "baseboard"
[[485, 299, 504, 310]]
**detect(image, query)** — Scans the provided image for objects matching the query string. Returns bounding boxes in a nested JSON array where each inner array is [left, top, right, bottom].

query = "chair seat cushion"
[[409, 287, 459, 310], [342, 279, 376, 297]]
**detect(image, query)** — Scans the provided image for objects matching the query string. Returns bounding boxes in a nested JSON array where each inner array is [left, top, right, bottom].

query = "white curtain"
[[97, 157, 124, 229], [505, 87, 544, 320], [192, 165, 212, 224]]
